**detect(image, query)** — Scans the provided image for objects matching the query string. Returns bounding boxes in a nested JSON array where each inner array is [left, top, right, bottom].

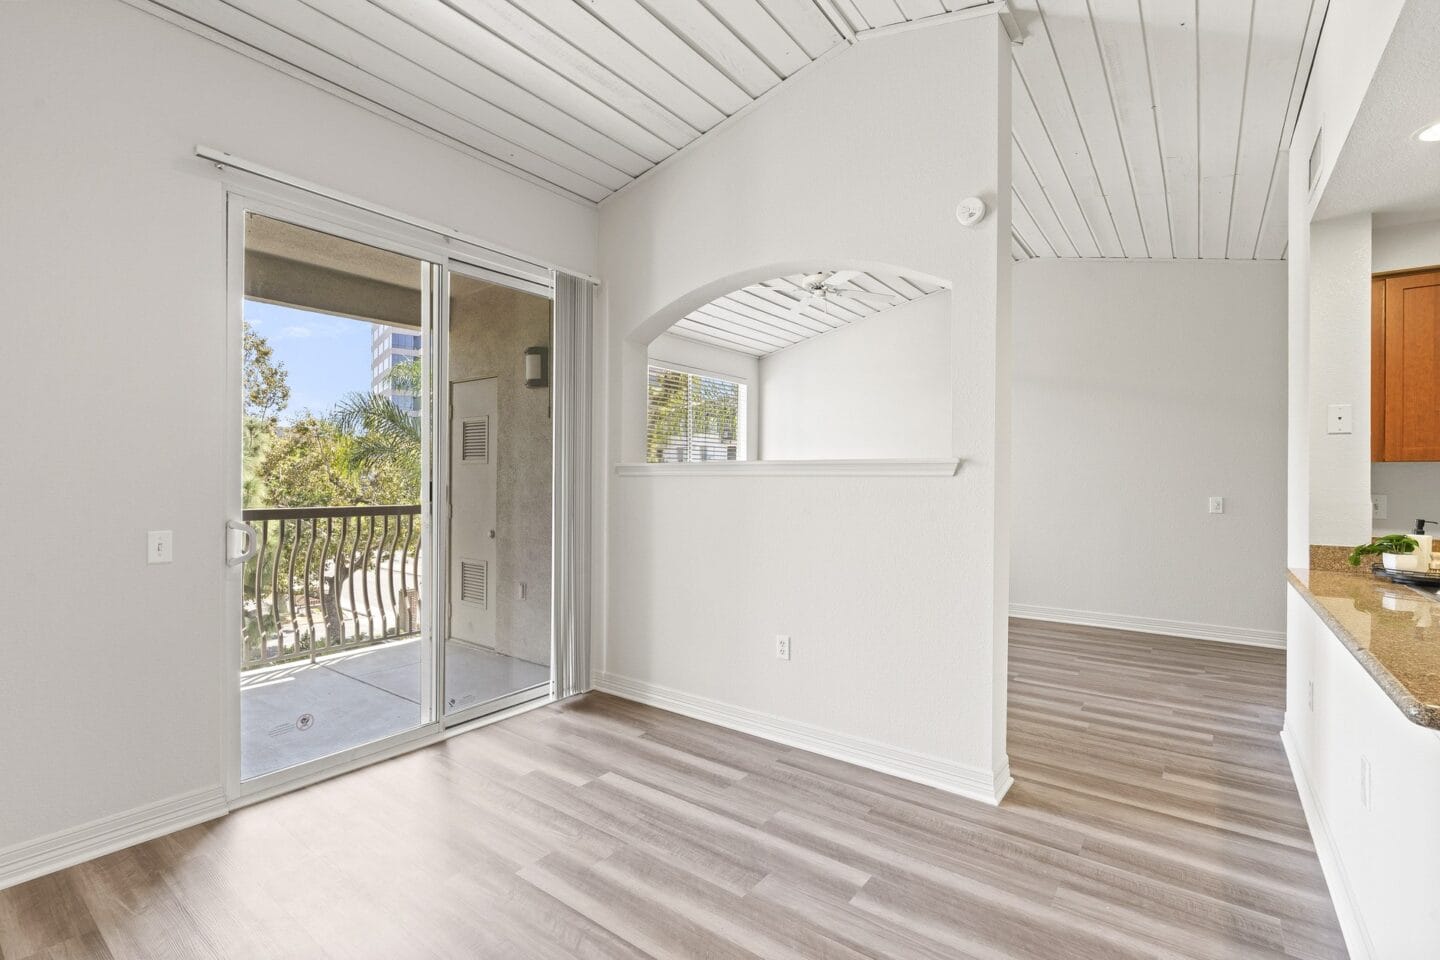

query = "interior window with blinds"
[[646, 365, 746, 463]]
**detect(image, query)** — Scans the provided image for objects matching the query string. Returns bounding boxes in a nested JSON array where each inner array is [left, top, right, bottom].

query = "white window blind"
[[646, 365, 745, 463]]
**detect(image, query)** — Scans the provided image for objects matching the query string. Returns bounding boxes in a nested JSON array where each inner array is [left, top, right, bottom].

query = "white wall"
[[1285, 0, 1409, 565], [597, 15, 1013, 799], [1308, 213, 1374, 548], [1285, 590, 1440, 959], [1010, 260, 1288, 642], [758, 292, 950, 460], [1371, 463, 1440, 535], [0, 0, 595, 855], [1372, 219, 1440, 274], [1290, 0, 1409, 225], [646, 333, 759, 458]]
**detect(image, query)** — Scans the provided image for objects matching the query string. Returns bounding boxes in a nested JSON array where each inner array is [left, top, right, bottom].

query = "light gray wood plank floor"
[[0, 620, 1345, 959]]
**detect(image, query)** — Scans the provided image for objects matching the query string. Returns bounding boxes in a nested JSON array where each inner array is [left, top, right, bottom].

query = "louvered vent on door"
[[461, 416, 489, 463], [460, 559, 488, 607]]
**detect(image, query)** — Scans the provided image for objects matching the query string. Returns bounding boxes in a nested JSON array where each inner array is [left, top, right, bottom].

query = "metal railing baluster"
[[361, 515, 377, 643], [254, 520, 269, 662], [239, 506, 421, 670], [302, 517, 318, 657]]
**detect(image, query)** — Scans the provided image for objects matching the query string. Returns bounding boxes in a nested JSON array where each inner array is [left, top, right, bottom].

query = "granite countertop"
[[1288, 568, 1440, 729]]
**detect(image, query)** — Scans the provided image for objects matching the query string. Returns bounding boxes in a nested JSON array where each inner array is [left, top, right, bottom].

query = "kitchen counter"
[[1288, 568, 1440, 728]]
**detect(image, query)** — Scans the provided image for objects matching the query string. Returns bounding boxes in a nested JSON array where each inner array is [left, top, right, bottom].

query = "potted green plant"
[[1348, 534, 1423, 570]]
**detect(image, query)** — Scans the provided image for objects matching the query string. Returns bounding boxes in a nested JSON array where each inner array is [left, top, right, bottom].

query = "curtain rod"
[[195, 145, 600, 285]]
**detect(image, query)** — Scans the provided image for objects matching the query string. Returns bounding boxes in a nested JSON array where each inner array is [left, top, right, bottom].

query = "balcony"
[[239, 504, 547, 779]]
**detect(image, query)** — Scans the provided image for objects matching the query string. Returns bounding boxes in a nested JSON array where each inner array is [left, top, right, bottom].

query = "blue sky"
[[245, 300, 374, 420]]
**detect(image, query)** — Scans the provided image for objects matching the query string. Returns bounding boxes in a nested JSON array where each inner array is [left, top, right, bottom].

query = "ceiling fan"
[[784, 270, 900, 320]]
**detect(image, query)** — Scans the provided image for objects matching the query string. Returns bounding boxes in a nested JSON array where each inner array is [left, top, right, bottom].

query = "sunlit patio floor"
[[240, 638, 548, 780]]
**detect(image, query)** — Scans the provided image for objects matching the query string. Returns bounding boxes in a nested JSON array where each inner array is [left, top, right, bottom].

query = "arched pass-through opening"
[[632, 261, 955, 465]]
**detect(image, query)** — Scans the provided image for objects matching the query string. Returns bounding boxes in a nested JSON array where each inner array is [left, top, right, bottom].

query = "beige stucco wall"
[[449, 277, 553, 667]]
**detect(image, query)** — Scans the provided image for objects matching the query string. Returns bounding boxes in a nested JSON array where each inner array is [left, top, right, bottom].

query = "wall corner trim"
[[0, 787, 228, 891], [1010, 604, 1286, 649], [614, 459, 962, 478], [593, 673, 1007, 805], [1281, 726, 1375, 960]]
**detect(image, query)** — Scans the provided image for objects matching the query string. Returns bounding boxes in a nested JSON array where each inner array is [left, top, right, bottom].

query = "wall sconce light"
[[524, 346, 548, 388]]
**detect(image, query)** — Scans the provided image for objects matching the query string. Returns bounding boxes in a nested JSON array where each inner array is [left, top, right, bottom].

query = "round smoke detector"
[[955, 197, 988, 227]]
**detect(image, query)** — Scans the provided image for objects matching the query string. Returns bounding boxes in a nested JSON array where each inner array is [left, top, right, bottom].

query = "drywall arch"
[[594, 13, 1013, 802]]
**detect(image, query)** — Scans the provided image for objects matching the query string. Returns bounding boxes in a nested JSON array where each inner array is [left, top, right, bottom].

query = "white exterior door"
[[449, 377, 498, 648]]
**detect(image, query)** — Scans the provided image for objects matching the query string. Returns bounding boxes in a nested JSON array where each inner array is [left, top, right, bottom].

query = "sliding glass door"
[[232, 207, 438, 784], [439, 267, 555, 721], [224, 189, 571, 797]]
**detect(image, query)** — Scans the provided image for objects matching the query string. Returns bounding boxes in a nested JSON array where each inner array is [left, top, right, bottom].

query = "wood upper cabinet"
[[1373, 269, 1440, 461]]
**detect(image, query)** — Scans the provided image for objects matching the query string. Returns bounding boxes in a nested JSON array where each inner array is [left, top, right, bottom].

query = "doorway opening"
[[237, 212, 431, 781], [441, 271, 555, 719]]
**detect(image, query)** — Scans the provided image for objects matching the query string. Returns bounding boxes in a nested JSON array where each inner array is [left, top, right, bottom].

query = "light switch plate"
[[147, 530, 173, 564], [1208, 497, 1225, 515], [1327, 403, 1353, 434], [1372, 494, 1389, 520]]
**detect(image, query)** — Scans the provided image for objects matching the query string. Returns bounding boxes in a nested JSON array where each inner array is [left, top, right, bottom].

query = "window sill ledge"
[[614, 459, 962, 478]]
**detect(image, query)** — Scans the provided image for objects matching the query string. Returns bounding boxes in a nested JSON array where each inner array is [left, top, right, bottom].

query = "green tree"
[[331, 358, 421, 495], [646, 368, 738, 462], [241, 322, 290, 507], [241, 418, 274, 509], [256, 415, 414, 507], [243, 321, 290, 424]]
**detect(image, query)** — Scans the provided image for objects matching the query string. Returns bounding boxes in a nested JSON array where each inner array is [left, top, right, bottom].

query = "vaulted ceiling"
[[143, 0, 1326, 260], [670, 268, 945, 357]]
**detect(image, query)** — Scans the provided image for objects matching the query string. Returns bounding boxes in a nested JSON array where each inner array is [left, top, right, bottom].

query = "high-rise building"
[[370, 324, 421, 415]]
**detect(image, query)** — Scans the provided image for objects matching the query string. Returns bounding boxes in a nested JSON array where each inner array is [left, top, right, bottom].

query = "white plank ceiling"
[[669, 269, 945, 356], [144, 0, 1326, 258]]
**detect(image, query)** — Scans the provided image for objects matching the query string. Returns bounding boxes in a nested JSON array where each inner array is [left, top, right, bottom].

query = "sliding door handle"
[[226, 519, 259, 567]]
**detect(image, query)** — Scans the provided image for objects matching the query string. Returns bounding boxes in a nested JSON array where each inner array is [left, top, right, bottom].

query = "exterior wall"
[[596, 16, 1013, 798], [448, 281, 554, 667], [1011, 260, 1288, 642], [0, 0, 594, 854], [757, 293, 951, 461]]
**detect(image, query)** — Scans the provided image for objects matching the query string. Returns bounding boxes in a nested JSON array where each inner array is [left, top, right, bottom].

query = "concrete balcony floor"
[[240, 638, 548, 780]]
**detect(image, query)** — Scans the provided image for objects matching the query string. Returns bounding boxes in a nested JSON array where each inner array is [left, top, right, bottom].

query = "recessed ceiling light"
[[1416, 120, 1440, 143]]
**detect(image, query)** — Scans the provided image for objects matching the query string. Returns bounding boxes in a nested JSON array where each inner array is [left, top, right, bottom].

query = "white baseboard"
[[1280, 726, 1373, 960], [0, 787, 228, 891], [1010, 603, 1285, 649], [593, 672, 1010, 805]]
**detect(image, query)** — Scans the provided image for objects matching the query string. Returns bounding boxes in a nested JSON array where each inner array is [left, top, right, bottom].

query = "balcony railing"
[[242, 505, 421, 670]]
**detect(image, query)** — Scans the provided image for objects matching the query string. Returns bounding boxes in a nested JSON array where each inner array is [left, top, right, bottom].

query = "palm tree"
[[331, 358, 421, 487]]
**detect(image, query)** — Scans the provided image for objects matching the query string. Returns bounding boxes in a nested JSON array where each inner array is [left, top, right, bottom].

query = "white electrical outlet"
[[1208, 496, 1225, 515], [775, 635, 791, 661], [147, 530, 173, 564], [1372, 494, 1388, 520], [1360, 755, 1372, 810]]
